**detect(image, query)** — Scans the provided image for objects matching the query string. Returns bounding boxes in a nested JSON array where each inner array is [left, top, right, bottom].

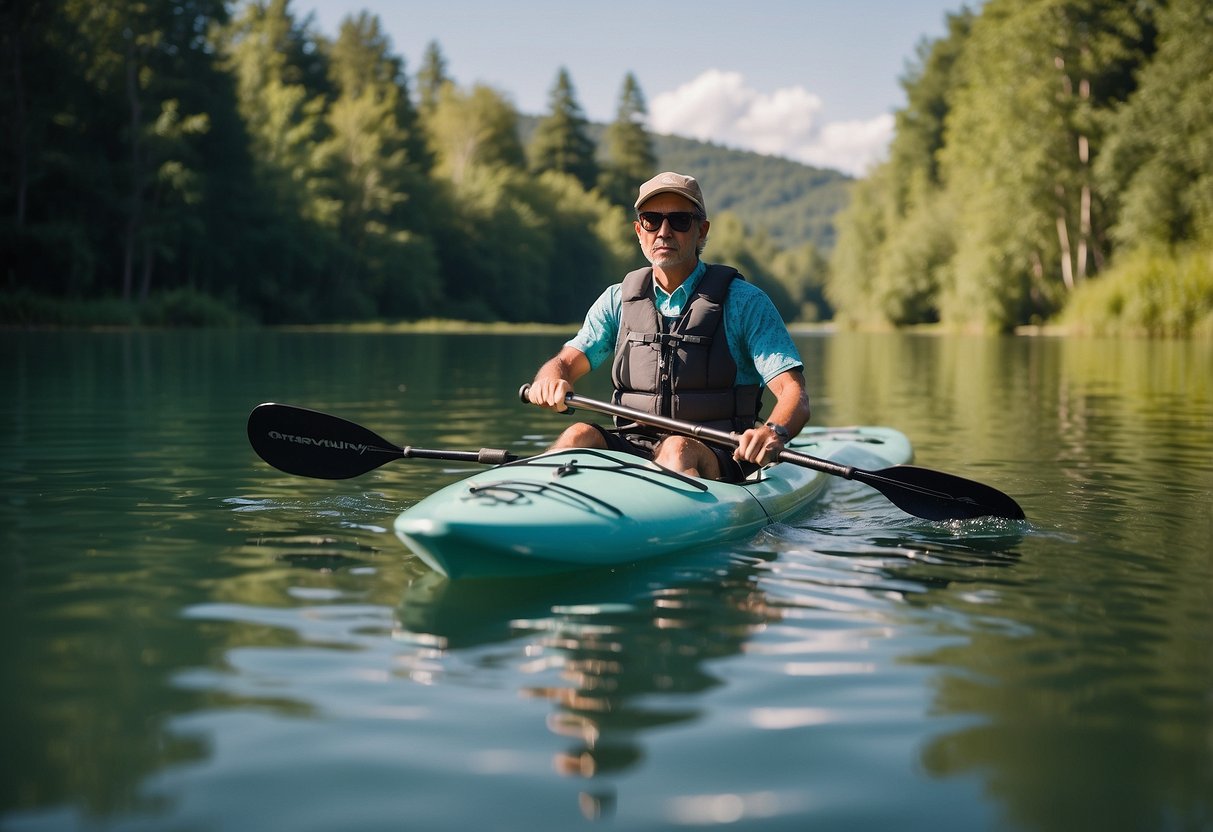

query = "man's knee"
[[551, 422, 607, 450], [653, 435, 720, 480]]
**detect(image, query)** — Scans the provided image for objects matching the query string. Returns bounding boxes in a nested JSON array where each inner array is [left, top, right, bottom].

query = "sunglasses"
[[637, 211, 701, 233]]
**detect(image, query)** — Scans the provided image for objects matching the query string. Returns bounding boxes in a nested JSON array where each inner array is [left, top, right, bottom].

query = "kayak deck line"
[[393, 426, 914, 580], [466, 479, 626, 518]]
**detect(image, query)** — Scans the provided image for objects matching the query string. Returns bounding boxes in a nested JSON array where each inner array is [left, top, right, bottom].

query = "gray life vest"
[[610, 264, 761, 432]]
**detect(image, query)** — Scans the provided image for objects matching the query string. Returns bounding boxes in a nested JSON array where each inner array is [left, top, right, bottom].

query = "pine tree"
[[528, 67, 598, 191], [315, 11, 439, 317], [598, 73, 656, 208], [415, 40, 450, 114]]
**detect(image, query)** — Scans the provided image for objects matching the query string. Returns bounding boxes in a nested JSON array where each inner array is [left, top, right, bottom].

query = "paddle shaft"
[[519, 385, 1025, 521], [529, 387, 855, 476]]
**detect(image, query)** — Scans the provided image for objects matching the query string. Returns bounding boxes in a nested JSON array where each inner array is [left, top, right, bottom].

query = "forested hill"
[[652, 134, 851, 252], [523, 117, 853, 253]]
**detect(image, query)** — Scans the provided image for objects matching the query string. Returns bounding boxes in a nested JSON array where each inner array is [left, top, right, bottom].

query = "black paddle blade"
[[855, 465, 1026, 521], [247, 403, 404, 480]]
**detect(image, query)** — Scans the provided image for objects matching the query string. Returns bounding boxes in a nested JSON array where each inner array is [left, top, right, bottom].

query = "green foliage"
[[890, 10, 974, 191], [828, 0, 1209, 334], [772, 242, 832, 322], [0, 287, 247, 327], [597, 73, 657, 208], [429, 166, 631, 323], [528, 68, 599, 191], [415, 40, 450, 114], [140, 287, 250, 326], [313, 12, 440, 319], [704, 214, 799, 321], [827, 169, 893, 328], [426, 83, 526, 182], [1097, 0, 1213, 250], [1060, 245, 1213, 337], [0, 0, 843, 328]]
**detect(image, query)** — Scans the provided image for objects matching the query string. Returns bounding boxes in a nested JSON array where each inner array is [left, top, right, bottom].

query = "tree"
[[528, 67, 598, 191], [773, 242, 832, 322], [425, 83, 525, 184], [312, 12, 440, 318], [703, 212, 798, 321], [890, 10, 974, 196], [1098, 0, 1212, 250], [217, 0, 330, 213], [13, 0, 226, 301], [415, 40, 450, 115], [597, 73, 656, 208], [936, 0, 1154, 328], [214, 0, 338, 319], [0, 0, 98, 295], [827, 165, 895, 328]]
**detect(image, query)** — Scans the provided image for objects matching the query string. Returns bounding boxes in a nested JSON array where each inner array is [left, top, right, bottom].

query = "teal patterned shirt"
[[566, 262, 803, 387]]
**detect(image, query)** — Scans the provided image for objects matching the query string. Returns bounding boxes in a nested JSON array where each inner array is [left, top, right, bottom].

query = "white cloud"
[[648, 70, 892, 177]]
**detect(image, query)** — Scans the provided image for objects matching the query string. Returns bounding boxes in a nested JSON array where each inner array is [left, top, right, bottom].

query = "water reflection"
[[388, 492, 1036, 823], [395, 551, 773, 818], [4, 329, 1211, 831]]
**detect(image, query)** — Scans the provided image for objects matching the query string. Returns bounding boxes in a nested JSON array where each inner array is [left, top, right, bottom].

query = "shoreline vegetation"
[[3, 0, 1211, 338], [4, 271, 1208, 337]]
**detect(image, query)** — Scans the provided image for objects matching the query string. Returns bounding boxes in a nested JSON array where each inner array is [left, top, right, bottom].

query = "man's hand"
[[733, 424, 786, 466], [528, 347, 591, 413], [526, 376, 574, 412]]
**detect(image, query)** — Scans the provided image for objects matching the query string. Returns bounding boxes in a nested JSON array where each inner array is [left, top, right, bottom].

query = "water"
[[2, 330, 1210, 831]]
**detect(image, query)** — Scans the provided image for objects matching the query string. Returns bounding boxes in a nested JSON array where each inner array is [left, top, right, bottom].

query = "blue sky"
[[296, 0, 976, 176]]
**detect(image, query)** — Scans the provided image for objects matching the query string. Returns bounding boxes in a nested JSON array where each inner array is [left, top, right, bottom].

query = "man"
[[526, 171, 810, 481]]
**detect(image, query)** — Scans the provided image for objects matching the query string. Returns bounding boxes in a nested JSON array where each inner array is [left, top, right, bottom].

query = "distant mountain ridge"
[[652, 133, 851, 252], [520, 116, 852, 252]]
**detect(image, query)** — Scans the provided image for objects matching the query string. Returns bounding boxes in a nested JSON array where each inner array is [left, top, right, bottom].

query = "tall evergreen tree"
[[528, 67, 598, 191], [33, 0, 225, 301], [314, 11, 439, 317], [597, 73, 656, 208], [217, 0, 329, 212], [415, 40, 451, 114], [1, 0, 95, 294], [215, 0, 336, 320]]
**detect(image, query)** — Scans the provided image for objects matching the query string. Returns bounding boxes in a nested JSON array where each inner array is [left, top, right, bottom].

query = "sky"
[[296, 0, 975, 177]]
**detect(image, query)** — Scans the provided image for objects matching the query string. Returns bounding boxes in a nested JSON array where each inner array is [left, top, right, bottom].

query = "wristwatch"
[[765, 422, 790, 442]]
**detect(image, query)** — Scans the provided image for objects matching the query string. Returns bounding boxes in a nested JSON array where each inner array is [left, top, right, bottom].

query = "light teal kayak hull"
[[393, 426, 912, 579]]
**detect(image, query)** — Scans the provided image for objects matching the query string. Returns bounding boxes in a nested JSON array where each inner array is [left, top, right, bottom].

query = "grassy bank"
[[9, 250, 1212, 338], [1, 287, 251, 328], [1058, 246, 1213, 337]]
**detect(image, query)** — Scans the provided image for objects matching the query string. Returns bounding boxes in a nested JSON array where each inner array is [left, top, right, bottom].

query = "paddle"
[[519, 385, 1025, 521], [247, 403, 518, 480]]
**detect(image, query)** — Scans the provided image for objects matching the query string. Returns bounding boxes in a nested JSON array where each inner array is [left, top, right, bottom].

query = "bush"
[[0, 287, 248, 328], [1060, 246, 1213, 337], [138, 288, 250, 327]]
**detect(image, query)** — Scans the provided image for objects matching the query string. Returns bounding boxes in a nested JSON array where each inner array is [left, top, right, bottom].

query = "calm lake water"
[[2, 329, 1211, 831]]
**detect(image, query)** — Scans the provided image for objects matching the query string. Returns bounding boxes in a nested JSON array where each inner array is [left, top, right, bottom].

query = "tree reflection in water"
[[395, 551, 778, 819]]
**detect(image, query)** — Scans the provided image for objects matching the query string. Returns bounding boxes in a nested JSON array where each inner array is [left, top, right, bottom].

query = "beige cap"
[[634, 171, 706, 216]]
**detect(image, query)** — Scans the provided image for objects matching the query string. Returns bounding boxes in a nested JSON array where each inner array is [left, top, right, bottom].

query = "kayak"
[[393, 426, 913, 579]]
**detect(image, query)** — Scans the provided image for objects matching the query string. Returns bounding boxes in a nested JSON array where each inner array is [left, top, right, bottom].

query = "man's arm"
[[733, 368, 810, 465], [527, 346, 592, 412], [763, 367, 811, 436]]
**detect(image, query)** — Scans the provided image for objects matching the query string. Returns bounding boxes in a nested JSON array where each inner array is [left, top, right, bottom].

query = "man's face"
[[634, 193, 709, 273]]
